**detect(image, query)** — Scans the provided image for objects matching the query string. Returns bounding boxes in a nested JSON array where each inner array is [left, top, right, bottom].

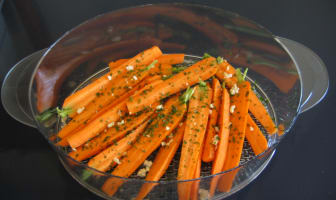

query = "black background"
[[1, 0, 335, 199]]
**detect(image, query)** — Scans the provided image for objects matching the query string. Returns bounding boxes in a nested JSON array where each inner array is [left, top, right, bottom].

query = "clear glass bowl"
[[1, 3, 329, 200]]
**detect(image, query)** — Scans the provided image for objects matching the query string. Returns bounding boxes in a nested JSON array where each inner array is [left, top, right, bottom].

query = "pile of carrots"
[[50, 46, 277, 199]]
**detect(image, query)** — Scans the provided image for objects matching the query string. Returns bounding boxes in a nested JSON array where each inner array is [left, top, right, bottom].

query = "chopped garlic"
[[107, 122, 115, 128], [77, 107, 85, 114], [199, 189, 209, 200], [144, 160, 152, 168], [117, 120, 125, 126], [250, 126, 254, 131], [137, 168, 147, 177], [214, 126, 220, 132], [156, 104, 164, 110], [230, 105, 236, 114], [133, 75, 138, 81], [209, 103, 215, 109], [161, 141, 166, 146], [230, 84, 239, 95], [223, 72, 233, 79], [212, 135, 220, 146], [179, 122, 184, 127], [126, 65, 134, 71], [113, 157, 121, 165], [226, 65, 230, 71], [107, 75, 112, 80], [166, 126, 170, 131], [72, 147, 77, 152]]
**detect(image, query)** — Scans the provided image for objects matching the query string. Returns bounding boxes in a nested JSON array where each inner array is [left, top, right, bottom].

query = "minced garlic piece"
[[107, 122, 115, 128], [137, 168, 147, 177], [230, 84, 239, 95], [113, 157, 121, 165], [126, 65, 134, 71], [223, 72, 233, 79], [250, 126, 254, 131], [230, 105, 236, 114], [77, 107, 85, 114]]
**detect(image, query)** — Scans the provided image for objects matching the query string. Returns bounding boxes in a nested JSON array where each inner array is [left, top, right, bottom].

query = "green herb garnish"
[[202, 53, 212, 59], [216, 56, 224, 64], [179, 87, 195, 104]]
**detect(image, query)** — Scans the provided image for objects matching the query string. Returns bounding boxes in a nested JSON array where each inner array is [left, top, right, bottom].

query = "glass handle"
[[1, 49, 46, 128], [275, 37, 329, 113]]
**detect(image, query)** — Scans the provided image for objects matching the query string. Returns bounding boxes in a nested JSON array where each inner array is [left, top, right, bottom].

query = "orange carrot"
[[245, 115, 268, 155], [215, 60, 238, 88], [135, 122, 186, 200], [127, 57, 218, 113], [190, 139, 204, 200], [66, 101, 128, 148], [209, 87, 230, 197], [178, 85, 212, 200], [149, 63, 172, 76], [217, 81, 251, 192], [57, 46, 162, 138], [101, 95, 186, 196], [249, 90, 277, 134], [108, 58, 128, 70], [202, 78, 222, 162], [88, 122, 148, 172], [156, 54, 184, 65], [68, 107, 155, 161]]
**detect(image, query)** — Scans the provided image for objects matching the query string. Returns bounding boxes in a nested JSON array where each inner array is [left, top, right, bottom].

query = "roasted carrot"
[[178, 84, 212, 200], [101, 95, 186, 196], [149, 63, 173, 76], [57, 46, 162, 139], [127, 57, 218, 113], [135, 122, 186, 200], [217, 81, 251, 192], [156, 54, 184, 65], [68, 107, 155, 161], [108, 58, 128, 70], [245, 115, 268, 155], [215, 60, 238, 88], [209, 87, 230, 197], [88, 122, 148, 172], [63, 58, 127, 118], [202, 78, 222, 163], [190, 138, 204, 200], [249, 90, 277, 134]]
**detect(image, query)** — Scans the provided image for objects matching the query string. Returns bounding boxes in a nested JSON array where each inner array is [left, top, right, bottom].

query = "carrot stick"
[[190, 139, 204, 200], [101, 95, 187, 196], [68, 107, 155, 161], [108, 58, 128, 70], [245, 115, 268, 155], [127, 57, 218, 113], [57, 46, 162, 138], [178, 84, 212, 200], [88, 122, 148, 172], [149, 63, 173, 76], [209, 87, 230, 197], [135, 122, 186, 200], [202, 78, 222, 162], [249, 90, 277, 134], [215, 60, 237, 88], [66, 101, 128, 148], [156, 54, 184, 65], [217, 81, 251, 192], [63, 58, 127, 118]]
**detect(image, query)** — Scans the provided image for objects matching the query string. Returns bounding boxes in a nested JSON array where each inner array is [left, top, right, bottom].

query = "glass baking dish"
[[1, 3, 328, 200]]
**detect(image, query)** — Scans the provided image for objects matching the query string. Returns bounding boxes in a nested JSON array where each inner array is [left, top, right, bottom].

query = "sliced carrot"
[[108, 58, 128, 70], [88, 122, 148, 172], [127, 57, 218, 113], [245, 115, 268, 155], [66, 101, 128, 148], [57, 46, 162, 139], [209, 88, 230, 197], [202, 78, 221, 162], [215, 60, 238, 88], [190, 140, 204, 200], [156, 54, 184, 65], [135, 122, 186, 200], [149, 63, 173, 77], [217, 81, 251, 192], [249, 90, 277, 134], [101, 95, 186, 196], [68, 108, 155, 161], [178, 85, 212, 200]]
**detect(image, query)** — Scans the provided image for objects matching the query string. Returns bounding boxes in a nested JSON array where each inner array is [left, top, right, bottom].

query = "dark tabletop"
[[1, 0, 335, 200]]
